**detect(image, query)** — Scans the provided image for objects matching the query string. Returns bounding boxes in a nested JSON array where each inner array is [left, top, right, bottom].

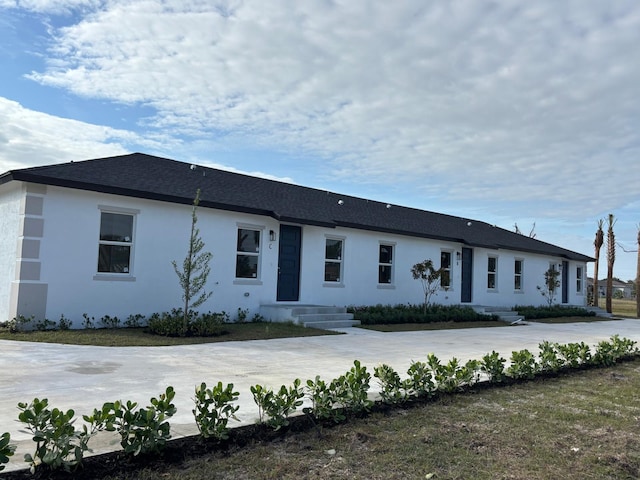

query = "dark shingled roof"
[[0, 152, 593, 262]]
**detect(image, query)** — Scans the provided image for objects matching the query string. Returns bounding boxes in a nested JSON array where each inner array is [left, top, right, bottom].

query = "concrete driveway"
[[2, 318, 639, 472]]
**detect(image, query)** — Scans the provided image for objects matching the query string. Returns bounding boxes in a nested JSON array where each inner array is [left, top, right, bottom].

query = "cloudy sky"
[[1, 0, 639, 281]]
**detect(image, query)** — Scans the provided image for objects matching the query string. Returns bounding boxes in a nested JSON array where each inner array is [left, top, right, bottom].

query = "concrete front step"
[[585, 306, 614, 318], [259, 304, 359, 329], [472, 305, 525, 324], [302, 319, 362, 329]]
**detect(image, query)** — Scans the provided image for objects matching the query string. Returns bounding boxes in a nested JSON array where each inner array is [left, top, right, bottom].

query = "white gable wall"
[[0, 183, 23, 321], [2, 183, 587, 324]]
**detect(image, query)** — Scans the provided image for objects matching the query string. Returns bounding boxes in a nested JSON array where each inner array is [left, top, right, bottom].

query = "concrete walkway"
[[2, 319, 639, 472]]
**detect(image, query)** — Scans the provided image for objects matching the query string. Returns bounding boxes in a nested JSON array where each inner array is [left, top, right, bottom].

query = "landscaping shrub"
[[304, 376, 348, 423], [17, 398, 94, 473], [0, 432, 16, 472], [348, 304, 497, 325], [91, 387, 177, 456], [480, 351, 507, 383], [514, 305, 596, 320], [193, 382, 240, 440], [374, 364, 408, 404], [405, 361, 436, 398], [250, 379, 304, 430], [146, 309, 228, 337]]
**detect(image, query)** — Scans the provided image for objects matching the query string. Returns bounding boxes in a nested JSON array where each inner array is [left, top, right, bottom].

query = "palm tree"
[[605, 214, 616, 314], [593, 219, 604, 307]]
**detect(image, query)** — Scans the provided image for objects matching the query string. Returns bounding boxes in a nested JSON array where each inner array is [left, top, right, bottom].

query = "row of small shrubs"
[[2, 335, 636, 475], [1, 308, 265, 336], [347, 304, 498, 325], [514, 305, 597, 320]]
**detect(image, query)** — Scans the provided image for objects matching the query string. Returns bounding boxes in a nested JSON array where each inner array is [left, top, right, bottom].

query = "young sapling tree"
[[537, 267, 561, 307], [173, 189, 213, 333], [411, 259, 442, 314]]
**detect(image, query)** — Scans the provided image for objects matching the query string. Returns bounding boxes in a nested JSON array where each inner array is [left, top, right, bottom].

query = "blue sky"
[[1, 0, 639, 281]]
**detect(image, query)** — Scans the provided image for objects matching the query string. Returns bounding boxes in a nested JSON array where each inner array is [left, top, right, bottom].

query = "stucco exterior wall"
[[0, 183, 23, 321], [6, 184, 587, 325]]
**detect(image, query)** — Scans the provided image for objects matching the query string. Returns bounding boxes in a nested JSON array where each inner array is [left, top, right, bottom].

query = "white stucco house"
[[0, 153, 593, 326]]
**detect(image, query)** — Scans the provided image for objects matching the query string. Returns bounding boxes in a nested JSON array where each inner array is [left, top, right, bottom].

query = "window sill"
[[377, 284, 396, 290], [486, 289, 499, 293], [514, 290, 524, 294], [323, 282, 345, 288], [93, 274, 136, 282], [233, 279, 263, 286]]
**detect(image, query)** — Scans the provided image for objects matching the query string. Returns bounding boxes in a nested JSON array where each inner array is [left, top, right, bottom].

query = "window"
[[487, 256, 497, 289], [98, 212, 134, 274], [576, 266, 583, 293], [440, 251, 451, 288], [325, 238, 343, 282], [378, 244, 394, 284], [236, 228, 261, 278], [514, 259, 523, 290]]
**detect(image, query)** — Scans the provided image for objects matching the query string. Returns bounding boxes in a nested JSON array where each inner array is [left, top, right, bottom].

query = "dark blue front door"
[[461, 247, 473, 303], [277, 225, 301, 301], [562, 260, 569, 304]]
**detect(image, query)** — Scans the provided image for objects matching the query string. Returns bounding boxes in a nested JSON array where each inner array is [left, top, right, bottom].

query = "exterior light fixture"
[[269, 230, 276, 242]]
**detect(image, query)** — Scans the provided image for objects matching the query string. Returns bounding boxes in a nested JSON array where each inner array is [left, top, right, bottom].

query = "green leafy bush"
[[480, 351, 507, 383], [99, 315, 121, 329], [514, 305, 596, 320], [35, 318, 57, 331], [507, 349, 538, 380], [374, 364, 408, 404], [17, 398, 93, 473], [82, 314, 96, 329], [428, 354, 479, 393], [193, 382, 240, 440], [93, 387, 177, 456], [57, 315, 73, 330], [304, 376, 348, 423], [593, 335, 638, 366], [405, 361, 436, 398], [147, 309, 228, 337], [555, 342, 591, 368], [251, 379, 304, 430], [331, 360, 373, 414], [537, 341, 563, 373], [0, 432, 16, 472], [348, 304, 497, 325], [124, 314, 146, 328]]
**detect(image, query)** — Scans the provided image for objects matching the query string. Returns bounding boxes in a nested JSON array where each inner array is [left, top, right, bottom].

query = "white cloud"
[[0, 96, 133, 171], [4, 0, 640, 224]]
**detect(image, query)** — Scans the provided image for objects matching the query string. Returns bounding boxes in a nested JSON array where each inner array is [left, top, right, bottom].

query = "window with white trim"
[[514, 259, 523, 291], [98, 211, 135, 274], [487, 256, 498, 289], [236, 228, 261, 279], [325, 238, 343, 282], [440, 251, 452, 288], [378, 244, 394, 284], [576, 266, 583, 293]]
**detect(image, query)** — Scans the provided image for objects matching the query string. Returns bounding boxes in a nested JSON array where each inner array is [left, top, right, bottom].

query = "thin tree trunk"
[[593, 220, 604, 308], [606, 214, 615, 314], [636, 227, 640, 318]]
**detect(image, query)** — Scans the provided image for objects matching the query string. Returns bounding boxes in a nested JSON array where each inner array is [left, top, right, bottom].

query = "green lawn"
[[611, 298, 639, 318]]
